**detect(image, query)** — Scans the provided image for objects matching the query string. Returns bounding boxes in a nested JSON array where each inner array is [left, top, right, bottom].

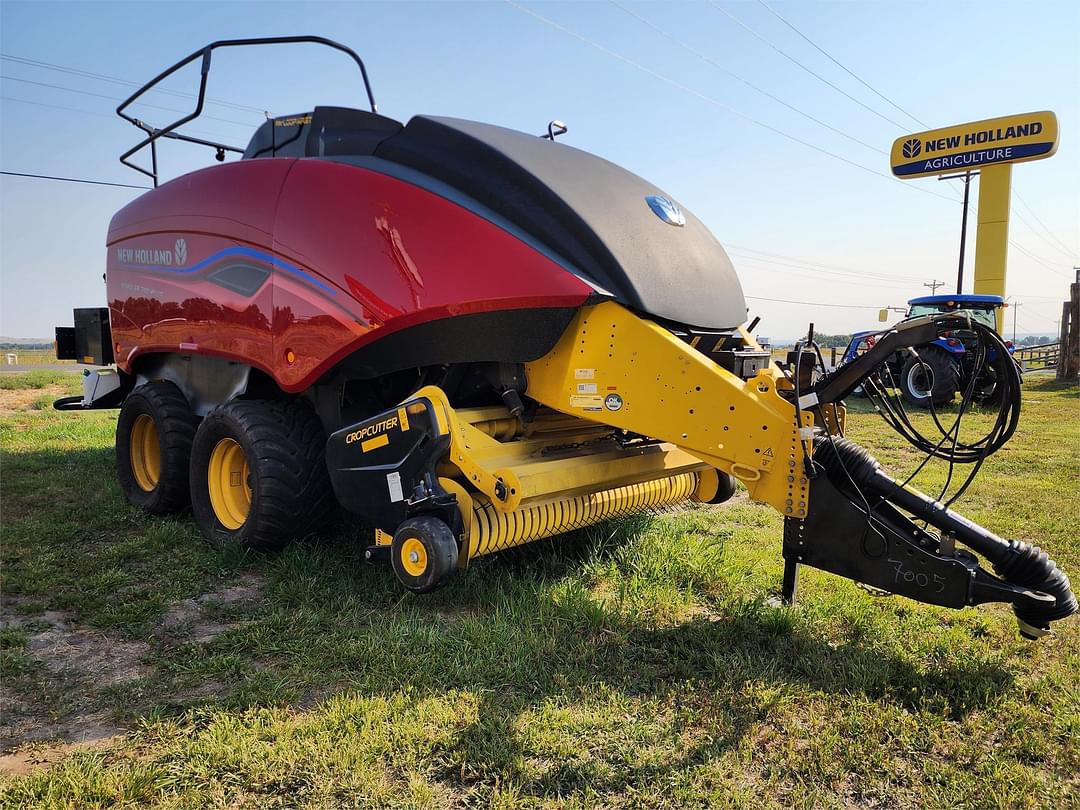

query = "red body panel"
[[107, 159, 592, 391]]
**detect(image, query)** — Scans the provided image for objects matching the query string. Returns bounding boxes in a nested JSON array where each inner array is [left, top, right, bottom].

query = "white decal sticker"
[[574, 368, 595, 380], [576, 383, 598, 394], [570, 395, 603, 409], [387, 471, 404, 502]]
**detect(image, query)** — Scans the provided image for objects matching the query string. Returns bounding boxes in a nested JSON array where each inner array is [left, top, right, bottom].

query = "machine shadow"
[[305, 515, 1016, 722], [304, 521, 1016, 797]]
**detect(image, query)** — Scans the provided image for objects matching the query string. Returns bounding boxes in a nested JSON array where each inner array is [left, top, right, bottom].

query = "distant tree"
[[802, 333, 852, 349]]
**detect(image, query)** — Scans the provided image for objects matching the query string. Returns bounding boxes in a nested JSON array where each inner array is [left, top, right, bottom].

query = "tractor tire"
[[189, 399, 335, 552], [974, 357, 1019, 406], [116, 381, 197, 514], [391, 516, 459, 593], [900, 350, 959, 409], [974, 368, 1003, 406]]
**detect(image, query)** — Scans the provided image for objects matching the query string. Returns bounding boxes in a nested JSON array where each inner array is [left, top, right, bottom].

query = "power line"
[[731, 256, 914, 290], [505, 1, 957, 204], [937, 195, 1073, 286], [609, 1, 884, 154], [729, 253, 916, 288], [1, 75, 257, 128], [1, 170, 150, 189], [745, 294, 882, 309], [1013, 191, 1078, 259], [0, 95, 244, 145], [725, 243, 924, 283], [1009, 241, 1072, 278], [1010, 292, 1067, 301], [755, 0, 929, 130], [0, 94, 115, 119], [1013, 307, 1060, 332], [740, 2, 1076, 262], [707, 1, 909, 130], [1018, 300, 1069, 322], [1011, 205, 1077, 262], [0, 53, 268, 115]]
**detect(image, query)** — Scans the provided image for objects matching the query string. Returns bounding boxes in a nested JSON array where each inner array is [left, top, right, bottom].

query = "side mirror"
[[878, 309, 889, 322]]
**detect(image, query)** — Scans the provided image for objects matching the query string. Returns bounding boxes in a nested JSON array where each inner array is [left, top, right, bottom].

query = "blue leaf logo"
[[645, 195, 685, 227]]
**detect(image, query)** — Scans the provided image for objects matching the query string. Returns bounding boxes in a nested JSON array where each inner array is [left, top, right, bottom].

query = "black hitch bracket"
[[782, 473, 1056, 621]]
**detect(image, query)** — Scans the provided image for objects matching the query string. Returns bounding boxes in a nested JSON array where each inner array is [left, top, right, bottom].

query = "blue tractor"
[[842, 294, 1017, 408]]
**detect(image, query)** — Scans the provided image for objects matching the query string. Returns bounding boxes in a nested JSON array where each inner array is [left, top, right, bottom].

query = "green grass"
[[0, 371, 81, 391], [0, 349, 75, 367], [1, 376, 1078, 808]]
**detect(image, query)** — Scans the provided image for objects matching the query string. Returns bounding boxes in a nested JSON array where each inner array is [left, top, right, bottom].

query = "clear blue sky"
[[1, 0, 1077, 340]]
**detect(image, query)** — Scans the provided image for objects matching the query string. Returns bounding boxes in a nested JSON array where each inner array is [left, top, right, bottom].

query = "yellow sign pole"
[[973, 164, 1012, 333]]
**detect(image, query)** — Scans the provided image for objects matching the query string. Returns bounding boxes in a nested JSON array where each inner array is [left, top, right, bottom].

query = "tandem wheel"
[[188, 399, 334, 552], [115, 381, 197, 514], [391, 516, 459, 594]]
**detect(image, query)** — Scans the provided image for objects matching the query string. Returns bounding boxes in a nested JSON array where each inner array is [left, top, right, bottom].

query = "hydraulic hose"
[[814, 437, 1077, 635]]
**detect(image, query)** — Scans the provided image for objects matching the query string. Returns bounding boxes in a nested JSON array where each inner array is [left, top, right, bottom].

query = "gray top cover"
[[375, 116, 747, 330]]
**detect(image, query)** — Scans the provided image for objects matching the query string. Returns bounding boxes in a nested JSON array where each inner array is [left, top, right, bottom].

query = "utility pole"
[[1012, 301, 1020, 343], [938, 170, 975, 293], [924, 279, 946, 295], [1059, 268, 1080, 380]]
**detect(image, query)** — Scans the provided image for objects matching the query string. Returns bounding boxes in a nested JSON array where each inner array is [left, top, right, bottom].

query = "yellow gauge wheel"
[[207, 438, 251, 530], [129, 414, 161, 492], [399, 536, 429, 577]]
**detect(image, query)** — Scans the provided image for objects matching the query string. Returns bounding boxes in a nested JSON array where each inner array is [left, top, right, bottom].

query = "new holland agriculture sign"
[[890, 111, 1058, 179]]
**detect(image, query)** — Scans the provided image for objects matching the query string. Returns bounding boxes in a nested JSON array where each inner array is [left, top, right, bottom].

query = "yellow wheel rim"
[[208, 438, 251, 530], [129, 414, 161, 492], [400, 537, 428, 577]]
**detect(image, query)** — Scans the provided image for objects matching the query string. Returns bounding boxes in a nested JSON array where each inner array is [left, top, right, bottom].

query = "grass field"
[[0, 349, 75, 367], [1, 374, 1077, 808]]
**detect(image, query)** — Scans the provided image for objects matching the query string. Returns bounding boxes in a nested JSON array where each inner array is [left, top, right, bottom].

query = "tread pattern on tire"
[[391, 516, 459, 594], [116, 381, 197, 514], [190, 398, 336, 551], [900, 349, 959, 408]]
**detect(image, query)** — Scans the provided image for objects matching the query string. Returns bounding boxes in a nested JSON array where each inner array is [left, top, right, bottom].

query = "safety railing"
[[116, 36, 377, 186]]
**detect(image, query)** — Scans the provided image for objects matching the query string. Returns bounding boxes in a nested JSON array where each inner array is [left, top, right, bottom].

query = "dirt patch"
[[158, 571, 266, 643], [0, 384, 71, 414], [0, 735, 118, 777], [0, 607, 139, 770], [0, 573, 265, 773], [25, 621, 149, 683]]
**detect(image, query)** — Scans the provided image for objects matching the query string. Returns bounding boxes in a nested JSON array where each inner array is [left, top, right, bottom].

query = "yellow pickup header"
[[891, 111, 1058, 179]]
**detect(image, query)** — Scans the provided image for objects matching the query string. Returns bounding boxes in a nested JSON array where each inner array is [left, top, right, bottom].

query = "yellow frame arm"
[[524, 302, 812, 517]]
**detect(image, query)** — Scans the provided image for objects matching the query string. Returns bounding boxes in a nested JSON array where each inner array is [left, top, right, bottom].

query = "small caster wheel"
[[391, 516, 459, 593], [693, 468, 738, 505]]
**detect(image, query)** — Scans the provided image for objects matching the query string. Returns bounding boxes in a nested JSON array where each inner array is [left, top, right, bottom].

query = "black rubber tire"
[[900, 350, 959, 409], [974, 370, 1002, 406], [699, 470, 738, 505], [974, 357, 1018, 406], [116, 381, 197, 514], [391, 516, 459, 594], [189, 399, 335, 551]]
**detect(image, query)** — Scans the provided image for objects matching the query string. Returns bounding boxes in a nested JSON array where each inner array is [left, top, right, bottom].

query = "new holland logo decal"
[[645, 195, 685, 227], [116, 238, 189, 267]]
